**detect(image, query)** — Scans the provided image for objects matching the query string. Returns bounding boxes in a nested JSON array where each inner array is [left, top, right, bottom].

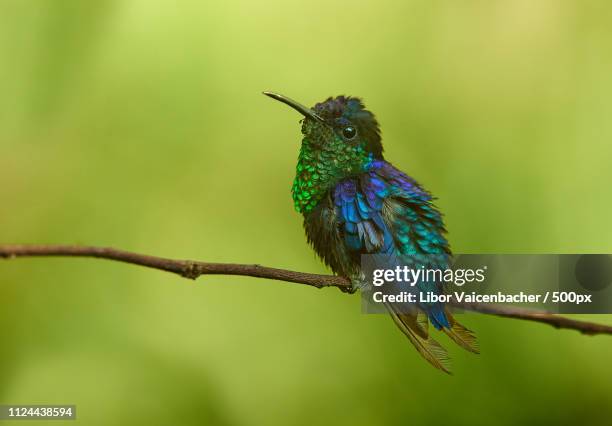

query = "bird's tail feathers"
[[442, 309, 480, 354], [386, 304, 452, 374]]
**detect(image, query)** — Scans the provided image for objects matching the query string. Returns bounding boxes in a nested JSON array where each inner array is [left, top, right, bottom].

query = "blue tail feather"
[[428, 305, 450, 330]]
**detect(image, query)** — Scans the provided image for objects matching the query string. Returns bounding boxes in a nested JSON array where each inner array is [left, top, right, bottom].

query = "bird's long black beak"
[[263, 91, 326, 124]]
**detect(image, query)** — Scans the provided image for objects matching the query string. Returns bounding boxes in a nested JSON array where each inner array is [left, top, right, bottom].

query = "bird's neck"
[[291, 141, 376, 214]]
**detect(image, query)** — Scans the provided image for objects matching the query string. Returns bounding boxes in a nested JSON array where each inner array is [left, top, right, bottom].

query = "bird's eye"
[[342, 126, 357, 140]]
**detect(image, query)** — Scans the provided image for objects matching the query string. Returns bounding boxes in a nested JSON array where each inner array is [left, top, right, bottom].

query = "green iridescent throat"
[[292, 136, 373, 214]]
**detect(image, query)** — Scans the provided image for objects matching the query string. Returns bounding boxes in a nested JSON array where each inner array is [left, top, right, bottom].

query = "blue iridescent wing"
[[333, 162, 478, 372], [334, 161, 450, 328]]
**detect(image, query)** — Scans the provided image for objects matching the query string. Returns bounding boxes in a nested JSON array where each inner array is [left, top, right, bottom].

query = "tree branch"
[[2, 244, 612, 336]]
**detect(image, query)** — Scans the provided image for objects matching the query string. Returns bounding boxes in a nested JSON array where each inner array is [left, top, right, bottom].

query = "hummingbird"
[[264, 92, 478, 373]]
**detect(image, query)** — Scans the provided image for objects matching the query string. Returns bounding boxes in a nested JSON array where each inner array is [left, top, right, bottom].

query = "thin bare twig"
[[1, 244, 612, 336]]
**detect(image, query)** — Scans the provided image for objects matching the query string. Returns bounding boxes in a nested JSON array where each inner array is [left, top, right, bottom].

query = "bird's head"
[[264, 92, 383, 164], [264, 92, 383, 213]]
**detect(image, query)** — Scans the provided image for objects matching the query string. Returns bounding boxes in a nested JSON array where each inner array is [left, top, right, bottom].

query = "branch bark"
[[2, 244, 612, 336]]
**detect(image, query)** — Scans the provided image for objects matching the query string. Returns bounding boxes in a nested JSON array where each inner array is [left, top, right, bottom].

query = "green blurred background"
[[1, 1, 612, 425]]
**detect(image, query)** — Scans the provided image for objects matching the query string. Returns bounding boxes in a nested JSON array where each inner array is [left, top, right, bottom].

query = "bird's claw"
[[340, 284, 358, 294], [340, 275, 367, 294]]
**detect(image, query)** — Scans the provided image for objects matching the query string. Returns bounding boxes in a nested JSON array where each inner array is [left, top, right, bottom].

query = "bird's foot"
[[341, 274, 368, 294], [339, 284, 357, 294]]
